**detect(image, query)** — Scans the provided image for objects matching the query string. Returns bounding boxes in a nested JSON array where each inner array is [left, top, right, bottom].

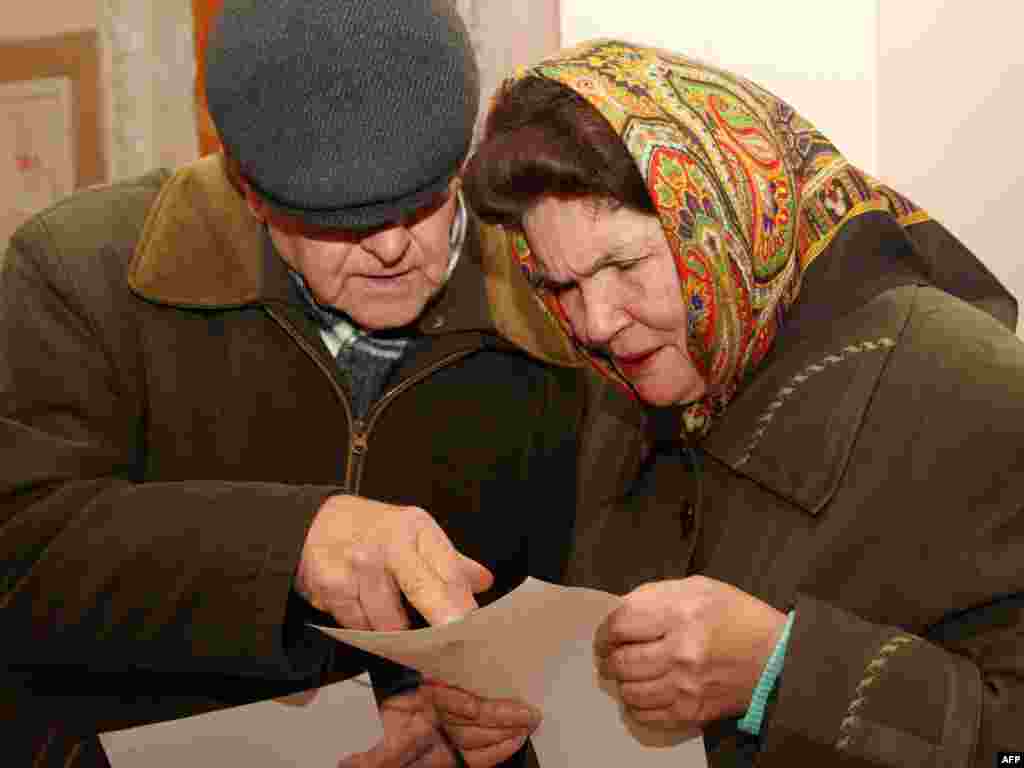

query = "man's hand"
[[338, 687, 454, 768], [594, 576, 787, 731], [427, 680, 540, 768], [338, 684, 539, 768], [295, 495, 494, 630]]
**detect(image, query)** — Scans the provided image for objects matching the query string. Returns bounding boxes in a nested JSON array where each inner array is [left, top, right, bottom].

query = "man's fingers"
[[457, 553, 494, 595], [302, 498, 496, 630], [429, 684, 540, 729], [597, 638, 672, 682], [445, 723, 533, 751], [339, 717, 436, 768], [329, 596, 373, 631], [475, 698, 541, 730], [405, 742, 457, 768], [594, 604, 666, 658], [393, 524, 490, 625], [429, 683, 480, 720], [459, 733, 531, 768], [337, 741, 438, 768], [428, 684, 538, 767], [358, 567, 411, 631]]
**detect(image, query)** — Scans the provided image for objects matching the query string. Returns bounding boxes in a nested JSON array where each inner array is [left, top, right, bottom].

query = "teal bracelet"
[[737, 610, 795, 736]]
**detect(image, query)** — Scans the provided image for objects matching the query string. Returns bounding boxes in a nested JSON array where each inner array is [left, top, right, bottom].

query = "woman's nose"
[[575, 280, 628, 346], [361, 224, 411, 265]]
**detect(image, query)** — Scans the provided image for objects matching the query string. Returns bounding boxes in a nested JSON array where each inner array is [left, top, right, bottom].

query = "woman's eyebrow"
[[533, 247, 638, 289]]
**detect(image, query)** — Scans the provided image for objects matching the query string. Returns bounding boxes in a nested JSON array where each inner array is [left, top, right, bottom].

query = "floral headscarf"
[[503, 40, 929, 436]]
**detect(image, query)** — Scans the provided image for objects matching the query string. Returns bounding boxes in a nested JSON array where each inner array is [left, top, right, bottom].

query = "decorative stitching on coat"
[[836, 634, 918, 752], [734, 337, 896, 467]]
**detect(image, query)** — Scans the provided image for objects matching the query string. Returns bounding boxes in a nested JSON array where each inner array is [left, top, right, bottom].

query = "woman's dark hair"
[[462, 76, 655, 227]]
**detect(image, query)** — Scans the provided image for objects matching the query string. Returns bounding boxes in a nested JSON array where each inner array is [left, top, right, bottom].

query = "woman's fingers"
[[619, 677, 679, 710], [597, 638, 673, 682]]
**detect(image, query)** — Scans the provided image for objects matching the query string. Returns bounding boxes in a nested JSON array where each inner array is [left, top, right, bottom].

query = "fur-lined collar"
[[128, 155, 579, 366]]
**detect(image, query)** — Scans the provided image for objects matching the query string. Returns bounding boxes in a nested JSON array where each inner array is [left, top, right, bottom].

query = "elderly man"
[[0, 2, 648, 766]]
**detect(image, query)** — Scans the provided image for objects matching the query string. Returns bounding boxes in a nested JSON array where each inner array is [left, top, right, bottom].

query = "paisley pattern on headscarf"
[[503, 39, 928, 436]]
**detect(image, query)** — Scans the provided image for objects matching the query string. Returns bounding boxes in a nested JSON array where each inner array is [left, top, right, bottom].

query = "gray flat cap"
[[206, 0, 479, 230]]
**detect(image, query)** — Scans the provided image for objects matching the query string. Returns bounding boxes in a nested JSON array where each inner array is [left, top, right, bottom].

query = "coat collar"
[[701, 209, 1017, 517], [128, 155, 580, 367]]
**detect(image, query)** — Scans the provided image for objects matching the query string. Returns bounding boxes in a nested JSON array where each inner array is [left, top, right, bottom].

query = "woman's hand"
[[594, 576, 787, 731], [426, 680, 541, 768]]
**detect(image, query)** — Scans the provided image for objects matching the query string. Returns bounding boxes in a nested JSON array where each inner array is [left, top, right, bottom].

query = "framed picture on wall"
[[0, 30, 104, 252]]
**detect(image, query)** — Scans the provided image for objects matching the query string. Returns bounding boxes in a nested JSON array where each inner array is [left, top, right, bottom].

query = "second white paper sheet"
[[99, 674, 383, 767], [316, 577, 707, 768]]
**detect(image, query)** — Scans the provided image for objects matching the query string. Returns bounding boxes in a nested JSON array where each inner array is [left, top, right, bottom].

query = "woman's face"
[[522, 197, 707, 406]]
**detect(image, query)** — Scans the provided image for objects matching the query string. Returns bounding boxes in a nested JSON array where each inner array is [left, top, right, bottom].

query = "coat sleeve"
[[522, 363, 589, 585], [757, 592, 1021, 767], [753, 289, 1024, 768], [0, 197, 340, 682]]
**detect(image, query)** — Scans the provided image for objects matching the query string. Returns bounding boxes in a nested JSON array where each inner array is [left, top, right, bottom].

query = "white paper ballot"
[[316, 577, 707, 768], [99, 673, 383, 767]]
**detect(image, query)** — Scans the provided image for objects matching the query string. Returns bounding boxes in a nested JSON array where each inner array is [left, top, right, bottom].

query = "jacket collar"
[[128, 155, 580, 367], [701, 209, 1017, 517], [768, 210, 1017, 354]]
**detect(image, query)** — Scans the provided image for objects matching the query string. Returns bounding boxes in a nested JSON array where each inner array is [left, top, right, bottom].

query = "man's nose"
[[361, 224, 411, 265]]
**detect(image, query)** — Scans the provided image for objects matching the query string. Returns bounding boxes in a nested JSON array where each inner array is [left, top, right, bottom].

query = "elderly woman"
[[450, 39, 1024, 768]]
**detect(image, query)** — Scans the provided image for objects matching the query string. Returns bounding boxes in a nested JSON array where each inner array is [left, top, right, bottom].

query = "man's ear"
[[238, 176, 268, 222], [455, 153, 470, 184], [448, 175, 463, 212]]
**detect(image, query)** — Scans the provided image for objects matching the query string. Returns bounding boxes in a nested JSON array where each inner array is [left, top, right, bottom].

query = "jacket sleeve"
[[758, 593, 1021, 768], [0, 205, 340, 682], [754, 289, 1024, 768]]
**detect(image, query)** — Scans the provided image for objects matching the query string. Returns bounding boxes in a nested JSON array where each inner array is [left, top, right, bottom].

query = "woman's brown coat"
[[568, 212, 1024, 767]]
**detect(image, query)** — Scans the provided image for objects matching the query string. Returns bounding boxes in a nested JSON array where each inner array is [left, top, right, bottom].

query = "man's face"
[[247, 180, 458, 330]]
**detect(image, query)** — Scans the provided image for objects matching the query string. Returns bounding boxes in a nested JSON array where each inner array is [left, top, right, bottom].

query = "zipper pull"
[[351, 420, 368, 455]]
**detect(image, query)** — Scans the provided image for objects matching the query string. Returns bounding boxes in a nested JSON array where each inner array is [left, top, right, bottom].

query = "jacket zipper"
[[266, 307, 359, 488], [266, 306, 474, 492], [347, 348, 475, 491]]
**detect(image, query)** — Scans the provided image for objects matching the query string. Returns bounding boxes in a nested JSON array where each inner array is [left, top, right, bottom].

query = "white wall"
[[460, 0, 561, 141], [0, 0, 98, 40], [2, 0, 200, 184], [560, 0, 1024, 330], [4, 0, 112, 184], [559, 0, 879, 175], [877, 2, 1024, 314]]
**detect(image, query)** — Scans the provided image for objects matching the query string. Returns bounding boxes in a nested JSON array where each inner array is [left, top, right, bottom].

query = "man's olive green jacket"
[[0, 156, 646, 766]]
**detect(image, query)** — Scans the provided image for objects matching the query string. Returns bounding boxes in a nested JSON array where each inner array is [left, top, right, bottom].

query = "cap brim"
[[250, 171, 455, 231]]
